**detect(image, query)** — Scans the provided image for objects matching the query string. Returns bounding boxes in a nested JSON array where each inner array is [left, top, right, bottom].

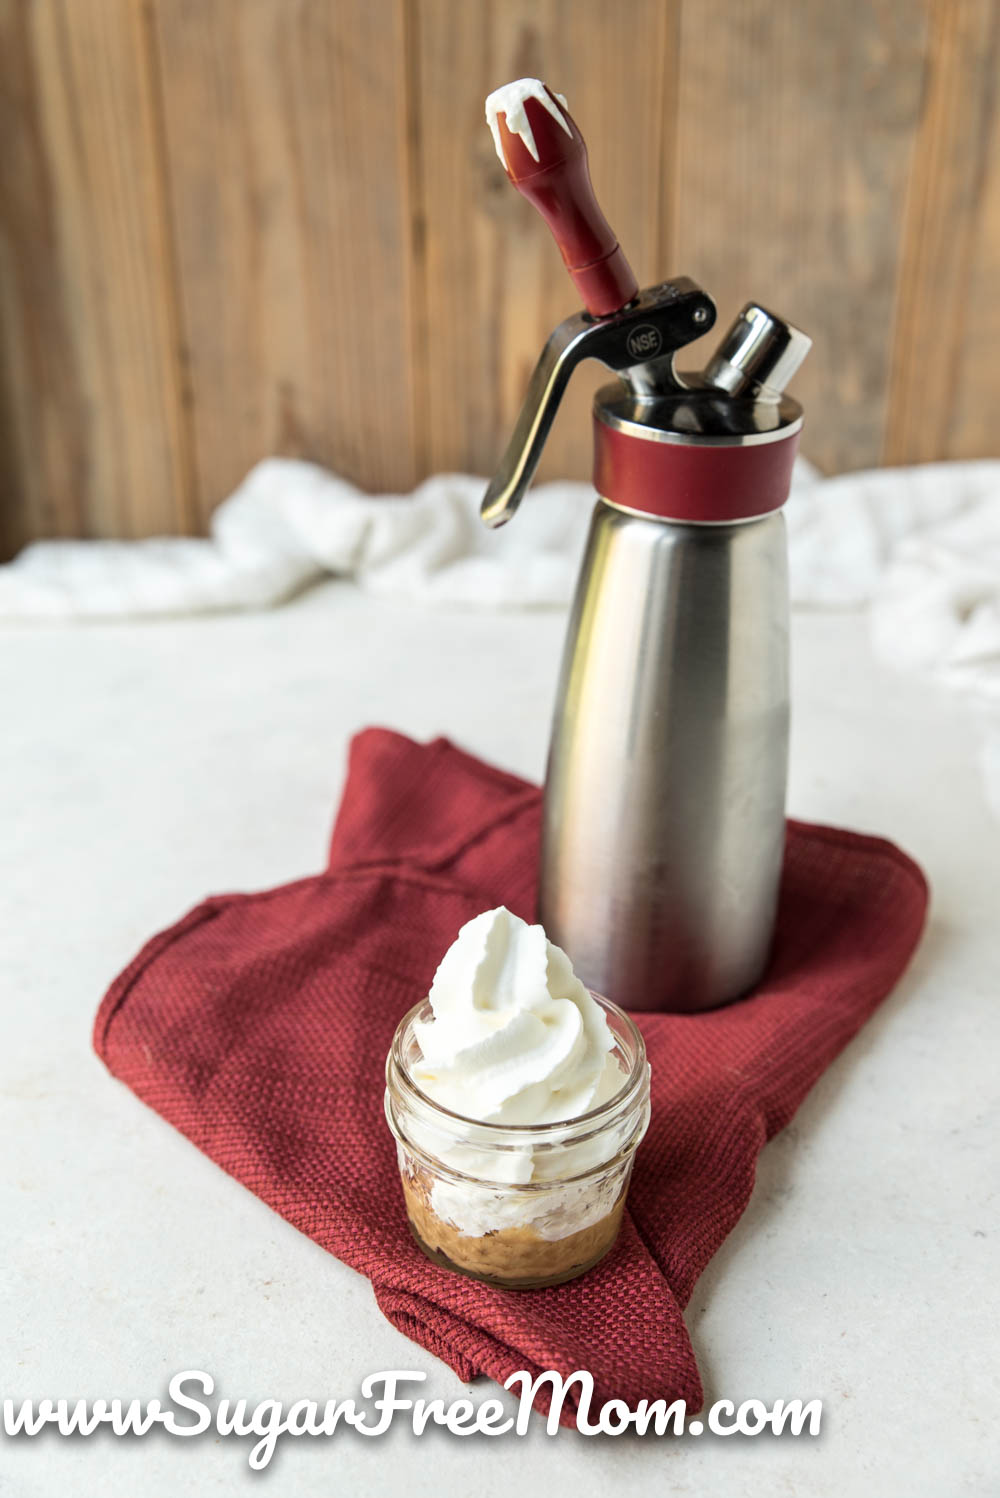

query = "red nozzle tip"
[[485, 79, 638, 318]]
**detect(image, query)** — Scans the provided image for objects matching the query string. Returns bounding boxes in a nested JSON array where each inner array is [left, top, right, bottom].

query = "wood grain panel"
[[884, 0, 1000, 463], [152, 0, 418, 524], [0, 0, 83, 555], [671, 0, 932, 475], [412, 0, 679, 485], [2, 1, 1000, 546], [0, 0, 192, 555]]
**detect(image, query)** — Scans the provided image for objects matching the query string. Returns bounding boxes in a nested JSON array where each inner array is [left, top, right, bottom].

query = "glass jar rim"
[[383, 1087, 649, 1194], [386, 989, 648, 1139]]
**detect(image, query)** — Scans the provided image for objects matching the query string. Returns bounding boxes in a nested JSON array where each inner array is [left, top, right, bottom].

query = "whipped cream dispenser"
[[482, 80, 811, 1014]]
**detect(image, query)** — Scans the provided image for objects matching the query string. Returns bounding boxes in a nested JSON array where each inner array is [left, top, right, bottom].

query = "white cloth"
[[0, 463, 592, 619], [785, 458, 1000, 817], [3, 452, 999, 631], [785, 459, 1000, 696], [4, 454, 1000, 643], [3, 453, 1000, 806]]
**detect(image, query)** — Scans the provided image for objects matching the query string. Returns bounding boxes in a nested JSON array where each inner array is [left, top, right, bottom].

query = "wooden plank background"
[[1, 0, 998, 556]]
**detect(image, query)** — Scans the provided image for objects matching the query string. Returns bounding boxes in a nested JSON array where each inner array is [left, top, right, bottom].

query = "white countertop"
[[2, 580, 997, 1496]]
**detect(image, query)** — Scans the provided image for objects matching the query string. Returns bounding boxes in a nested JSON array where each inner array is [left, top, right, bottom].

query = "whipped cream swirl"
[[412, 906, 621, 1127]]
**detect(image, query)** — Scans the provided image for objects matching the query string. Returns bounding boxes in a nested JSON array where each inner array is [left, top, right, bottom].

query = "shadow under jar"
[[384, 994, 651, 1289]]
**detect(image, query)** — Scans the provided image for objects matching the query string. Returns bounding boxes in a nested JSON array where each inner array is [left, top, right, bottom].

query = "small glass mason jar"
[[384, 994, 650, 1290]]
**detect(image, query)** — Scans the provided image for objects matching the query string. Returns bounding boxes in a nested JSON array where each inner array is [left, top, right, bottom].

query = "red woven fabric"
[[94, 727, 929, 1425]]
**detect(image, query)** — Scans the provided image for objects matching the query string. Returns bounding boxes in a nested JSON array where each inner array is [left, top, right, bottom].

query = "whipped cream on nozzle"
[[413, 906, 621, 1127], [485, 78, 571, 166]]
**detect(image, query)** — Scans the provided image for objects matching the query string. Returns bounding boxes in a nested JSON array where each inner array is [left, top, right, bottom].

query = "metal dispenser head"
[[480, 279, 718, 528], [481, 78, 811, 529]]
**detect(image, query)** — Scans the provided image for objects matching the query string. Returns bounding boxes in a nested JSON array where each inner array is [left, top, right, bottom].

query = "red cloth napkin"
[[94, 727, 928, 1425]]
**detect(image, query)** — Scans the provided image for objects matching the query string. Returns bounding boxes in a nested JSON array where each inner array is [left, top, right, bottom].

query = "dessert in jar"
[[384, 906, 651, 1289]]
